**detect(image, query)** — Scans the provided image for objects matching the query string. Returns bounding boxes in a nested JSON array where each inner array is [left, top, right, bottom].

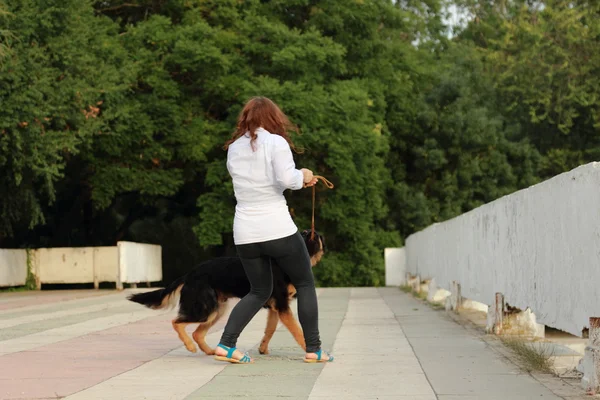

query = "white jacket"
[[227, 127, 303, 245]]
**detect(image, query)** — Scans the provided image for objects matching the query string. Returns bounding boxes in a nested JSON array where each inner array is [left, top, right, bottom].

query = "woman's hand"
[[304, 177, 318, 187], [301, 168, 318, 187]]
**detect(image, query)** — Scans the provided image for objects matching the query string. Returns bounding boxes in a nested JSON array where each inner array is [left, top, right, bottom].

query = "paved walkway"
[[0, 287, 584, 399]]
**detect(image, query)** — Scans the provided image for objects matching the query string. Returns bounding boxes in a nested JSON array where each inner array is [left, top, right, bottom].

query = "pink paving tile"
[[0, 290, 118, 311], [0, 378, 103, 399], [0, 311, 228, 399]]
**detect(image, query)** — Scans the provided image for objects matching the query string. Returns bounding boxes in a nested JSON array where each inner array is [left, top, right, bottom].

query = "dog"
[[127, 230, 325, 356]]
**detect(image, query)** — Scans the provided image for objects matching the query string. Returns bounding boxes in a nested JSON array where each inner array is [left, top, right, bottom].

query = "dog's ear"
[[301, 229, 321, 257], [318, 233, 326, 251]]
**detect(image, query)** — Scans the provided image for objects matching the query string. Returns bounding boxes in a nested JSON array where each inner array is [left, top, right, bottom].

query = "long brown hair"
[[224, 96, 301, 152]]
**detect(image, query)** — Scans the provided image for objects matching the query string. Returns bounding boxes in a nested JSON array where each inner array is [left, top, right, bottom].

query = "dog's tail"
[[127, 276, 185, 310]]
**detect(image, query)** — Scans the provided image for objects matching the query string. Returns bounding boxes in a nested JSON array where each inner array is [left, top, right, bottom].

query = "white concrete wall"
[[1, 242, 161, 288], [385, 247, 406, 286], [93, 247, 119, 283], [118, 241, 162, 284], [0, 249, 28, 287], [37, 243, 161, 286], [405, 162, 600, 337], [36, 247, 95, 284]]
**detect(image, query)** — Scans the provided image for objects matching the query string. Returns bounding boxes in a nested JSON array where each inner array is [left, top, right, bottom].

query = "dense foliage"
[[1, 0, 598, 286]]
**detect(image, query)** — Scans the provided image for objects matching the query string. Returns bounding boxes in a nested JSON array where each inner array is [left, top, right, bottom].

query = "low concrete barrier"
[[403, 162, 600, 338], [0, 249, 28, 287], [33, 247, 96, 286], [117, 242, 162, 289], [1, 242, 161, 289], [384, 162, 600, 392], [384, 248, 406, 286], [93, 247, 120, 285]]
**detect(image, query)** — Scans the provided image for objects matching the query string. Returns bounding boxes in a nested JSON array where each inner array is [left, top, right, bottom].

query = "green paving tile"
[[184, 288, 350, 400], [190, 374, 319, 397], [217, 359, 323, 377], [0, 293, 126, 320], [0, 302, 141, 340]]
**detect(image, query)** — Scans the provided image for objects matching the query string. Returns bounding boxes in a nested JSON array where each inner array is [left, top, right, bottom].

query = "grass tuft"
[[400, 284, 445, 310], [400, 284, 412, 293], [427, 300, 445, 310], [502, 338, 555, 374]]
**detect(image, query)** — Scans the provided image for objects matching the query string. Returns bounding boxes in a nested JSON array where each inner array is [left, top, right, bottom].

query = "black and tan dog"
[[128, 230, 325, 356]]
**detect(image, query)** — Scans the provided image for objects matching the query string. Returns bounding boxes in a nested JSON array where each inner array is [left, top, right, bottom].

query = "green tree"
[[1, 0, 410, 286], [385, 39, 540, 237], [0, 0, 131, 239], [189, 0, 410, 285], [3, 0, 561, 288], [456, 0, 600, 177], [0, 4, 13, 60]]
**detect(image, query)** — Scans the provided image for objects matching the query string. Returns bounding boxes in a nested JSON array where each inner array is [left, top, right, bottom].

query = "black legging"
[[219, 231, 321, 353]]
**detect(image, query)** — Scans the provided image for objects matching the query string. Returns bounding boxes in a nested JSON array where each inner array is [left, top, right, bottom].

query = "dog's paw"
[[185, 342, 198, 353], [258, 346, 270, 355]]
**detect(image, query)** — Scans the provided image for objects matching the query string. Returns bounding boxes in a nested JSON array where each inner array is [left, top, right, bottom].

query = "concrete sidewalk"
[[0, 287, 587, 399]]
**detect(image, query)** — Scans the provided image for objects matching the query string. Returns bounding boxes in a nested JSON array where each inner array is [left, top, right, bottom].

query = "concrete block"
[[35, 247, 94, 284], [486, 305, 496, 334], [445, 281, 462, 312], [486, 293, 504, 334], [384, 247, 406, 286], [462, 298, 489, 313], [411, 274, 421, 293], [426, 278, 451, 303], [503, 308, 545, 338], [406, 274, 419, 292], [93, 247, 119, 287], [118, 241, 162, 284], [0, 249, 27, 287], [580, 317, 600, 394], [485, 294, 544, 338]]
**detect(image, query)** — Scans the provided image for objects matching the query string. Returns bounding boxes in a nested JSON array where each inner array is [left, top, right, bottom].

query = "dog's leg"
[[192, 302, 227, 356], [259, 308, 280, 355], [192, 322, 215, 355], [278, 309, 306, 351], [172, 320, 197, 353]]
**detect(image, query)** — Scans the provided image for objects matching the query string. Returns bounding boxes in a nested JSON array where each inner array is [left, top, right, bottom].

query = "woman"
[[214, 97, 333, 364]]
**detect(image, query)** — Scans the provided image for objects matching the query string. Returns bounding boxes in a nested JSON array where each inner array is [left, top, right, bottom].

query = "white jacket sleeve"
[[271, 136, 304, 190]]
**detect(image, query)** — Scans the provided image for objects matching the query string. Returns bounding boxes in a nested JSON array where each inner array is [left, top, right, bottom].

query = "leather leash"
[[307, 175, 334, 240]]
